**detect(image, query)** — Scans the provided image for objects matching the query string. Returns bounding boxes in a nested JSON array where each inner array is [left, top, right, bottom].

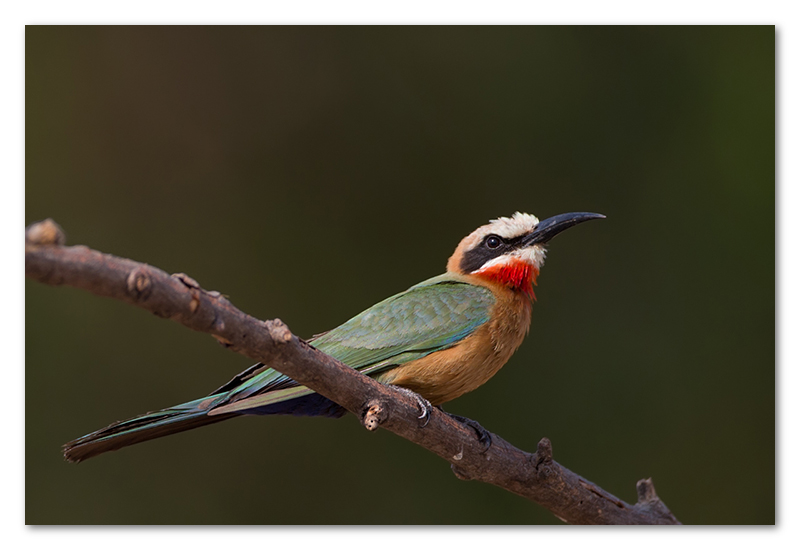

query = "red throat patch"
[[475, 258, 539, 299]]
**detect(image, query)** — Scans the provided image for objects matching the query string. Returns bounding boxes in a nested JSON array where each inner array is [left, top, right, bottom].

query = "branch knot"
[[269, 318, 293, 344], [636, 478, 659, 504], [451, 463, 472, 480], [126, 267, 153, 300], [172, 272, 200, 289], [25, 218, 66, 246], [534, 437, 554, 476], [362, 399, 388, 431]]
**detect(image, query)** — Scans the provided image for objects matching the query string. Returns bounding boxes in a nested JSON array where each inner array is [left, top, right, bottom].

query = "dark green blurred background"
[[25, 26, 774, 525]]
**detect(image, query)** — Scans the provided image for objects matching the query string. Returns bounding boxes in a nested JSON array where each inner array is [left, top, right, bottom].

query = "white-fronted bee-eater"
[[64, 211, 604, 462]]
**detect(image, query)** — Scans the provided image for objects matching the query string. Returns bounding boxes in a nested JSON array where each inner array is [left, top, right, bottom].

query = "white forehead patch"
[[479, 212, 540, 240]]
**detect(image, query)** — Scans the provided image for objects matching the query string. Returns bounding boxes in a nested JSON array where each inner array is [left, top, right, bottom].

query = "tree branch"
[[25, 219, 680, 525]]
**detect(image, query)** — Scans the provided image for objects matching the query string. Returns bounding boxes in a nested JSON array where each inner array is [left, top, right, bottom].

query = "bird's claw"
[[442, 411, 493, 452], [392, 386, 433, 427]]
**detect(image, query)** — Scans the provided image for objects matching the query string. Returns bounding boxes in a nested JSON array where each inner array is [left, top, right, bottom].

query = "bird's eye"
[[485, 235, 502, 249]]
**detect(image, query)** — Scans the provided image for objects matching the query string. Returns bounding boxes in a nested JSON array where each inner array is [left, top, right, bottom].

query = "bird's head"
[[447, 211, 605, 298]]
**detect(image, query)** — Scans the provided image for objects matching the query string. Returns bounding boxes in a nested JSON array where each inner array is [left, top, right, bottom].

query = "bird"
[[63, 211, 604, 463]]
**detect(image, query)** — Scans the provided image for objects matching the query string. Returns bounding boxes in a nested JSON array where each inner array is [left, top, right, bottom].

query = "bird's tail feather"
[[62, 397, 236, 463]]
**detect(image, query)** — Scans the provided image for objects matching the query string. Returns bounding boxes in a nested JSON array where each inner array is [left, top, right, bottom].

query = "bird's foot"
[[391, 386, 433, 427], [438, 408, 493, 452]]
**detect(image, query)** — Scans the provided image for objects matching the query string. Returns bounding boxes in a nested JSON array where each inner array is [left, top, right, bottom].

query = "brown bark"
[[25, 218, 680, 525]]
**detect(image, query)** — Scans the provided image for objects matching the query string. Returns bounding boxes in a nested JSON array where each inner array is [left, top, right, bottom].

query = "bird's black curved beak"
[[523, 212, 605, 246]]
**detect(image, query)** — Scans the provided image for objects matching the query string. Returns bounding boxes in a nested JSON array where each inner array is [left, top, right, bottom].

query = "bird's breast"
[[378, 286, 532, 405]]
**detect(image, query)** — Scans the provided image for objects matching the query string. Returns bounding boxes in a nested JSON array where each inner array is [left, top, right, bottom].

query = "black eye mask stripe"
[[459, 233, 530, 274]]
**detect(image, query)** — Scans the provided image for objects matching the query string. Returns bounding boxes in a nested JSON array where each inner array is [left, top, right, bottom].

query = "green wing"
[[311, 274, 495, 369], [209, 275, 495, 414]]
